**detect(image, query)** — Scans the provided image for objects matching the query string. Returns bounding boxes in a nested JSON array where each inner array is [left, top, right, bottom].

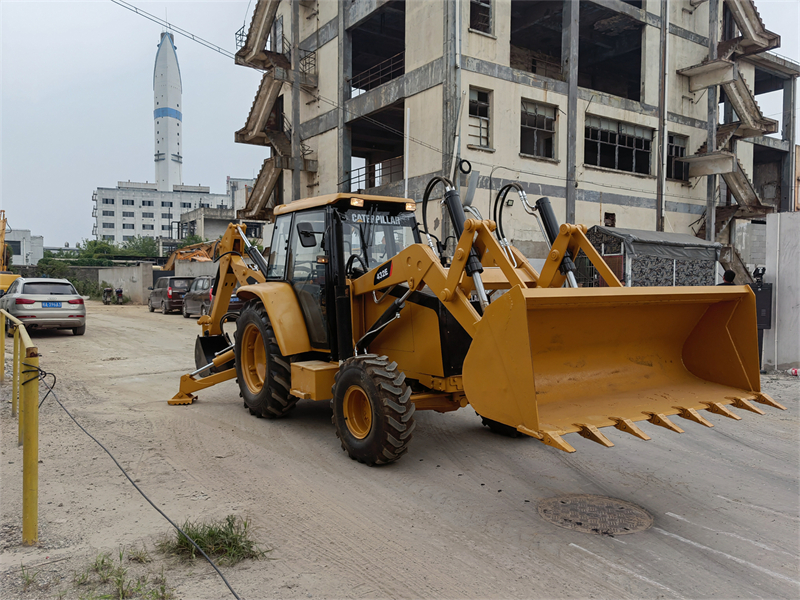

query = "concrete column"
[[562, 0, 579, 224], [706, 0, 719, 242], [780, 77, 796, 212], [291, 0, 301, 200], [337, 0, 352, 192]]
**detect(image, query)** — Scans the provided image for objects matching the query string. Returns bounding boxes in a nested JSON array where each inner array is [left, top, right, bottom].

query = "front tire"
[[182, 303, 191, 318], [148, 298, 154, 313], [234, 300, 296, 418], [331, 355, 415, 466]]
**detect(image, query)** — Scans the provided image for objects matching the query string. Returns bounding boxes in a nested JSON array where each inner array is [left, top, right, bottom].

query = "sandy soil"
[[1, 300, 798, 600]]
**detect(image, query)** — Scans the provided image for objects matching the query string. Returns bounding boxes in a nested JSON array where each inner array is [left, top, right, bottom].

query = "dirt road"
[[2, 300, 799, 599]]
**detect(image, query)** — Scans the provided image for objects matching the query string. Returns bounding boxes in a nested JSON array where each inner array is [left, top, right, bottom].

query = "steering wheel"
[[345, 254, 369, 279]]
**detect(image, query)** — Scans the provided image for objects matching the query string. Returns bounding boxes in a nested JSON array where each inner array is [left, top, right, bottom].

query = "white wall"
[[762, 211, 800, 371], [175, 261, 219, 278], [97, 263, 155, 305]]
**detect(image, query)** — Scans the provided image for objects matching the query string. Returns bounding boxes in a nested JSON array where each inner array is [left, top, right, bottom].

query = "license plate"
[[42, 302, 61, 308]]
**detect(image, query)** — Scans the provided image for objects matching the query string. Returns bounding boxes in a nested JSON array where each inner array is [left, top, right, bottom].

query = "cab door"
[[287, 210, 329, 349]]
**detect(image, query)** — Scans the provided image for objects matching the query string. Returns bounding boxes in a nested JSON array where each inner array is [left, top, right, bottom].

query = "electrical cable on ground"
[[24, 361, 242, 600]]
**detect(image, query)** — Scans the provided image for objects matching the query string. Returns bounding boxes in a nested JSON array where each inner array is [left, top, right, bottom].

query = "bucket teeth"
[[644, 412, 684, 433], [752, 392, 786, 411], [702, 402, 741, 420], [575, 424, 614, 447], [540, 431, 576, 453], [610, 418, 651, 440], [728, 396, 765, 415], [675, 406, 714, 427]]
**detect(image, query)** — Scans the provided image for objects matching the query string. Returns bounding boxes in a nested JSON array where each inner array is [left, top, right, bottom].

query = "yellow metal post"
[[0, 312, 5, 382], [16, 330, 23, 446], [21, 351, 39, 546], [12, 327, 19, 418]]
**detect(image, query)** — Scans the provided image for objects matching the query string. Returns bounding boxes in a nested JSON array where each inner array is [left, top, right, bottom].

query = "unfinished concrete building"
[[233, 0, 797, 281]]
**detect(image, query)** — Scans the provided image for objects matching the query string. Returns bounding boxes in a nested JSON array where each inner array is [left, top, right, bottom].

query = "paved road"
[[2, 300, 798, 599]]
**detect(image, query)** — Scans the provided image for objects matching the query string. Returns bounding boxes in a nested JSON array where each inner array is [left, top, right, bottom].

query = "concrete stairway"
[[235, 71, 283, 146], [238, 156, 287, 221], [235, 0, 282, 70], [723, 0, 780, 53], [720, 158, 762, 210]]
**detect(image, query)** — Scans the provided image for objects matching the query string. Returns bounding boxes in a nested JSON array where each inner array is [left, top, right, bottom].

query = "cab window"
[[267, 214, 292, 279]]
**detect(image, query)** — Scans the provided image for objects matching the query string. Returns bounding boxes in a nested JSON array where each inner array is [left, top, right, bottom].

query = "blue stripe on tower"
[[154, 108, 182, 121]]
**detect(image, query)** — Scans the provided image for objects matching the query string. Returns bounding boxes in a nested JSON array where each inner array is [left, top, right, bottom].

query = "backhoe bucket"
[[463, 285, 781, 452]]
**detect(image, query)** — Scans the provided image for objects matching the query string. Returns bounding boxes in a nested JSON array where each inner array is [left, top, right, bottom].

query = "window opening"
[[520, 101, 555, 158], [470, 0, 492, 33], [468, 88, 491, 148], [666, 134, 689, 181], [585, 116, 651, 175]]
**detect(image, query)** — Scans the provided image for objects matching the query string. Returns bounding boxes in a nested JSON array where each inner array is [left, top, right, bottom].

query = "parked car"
[[182, 276, 244, 318], [147, 276, 194, 314], [0, 277, 86, 336]]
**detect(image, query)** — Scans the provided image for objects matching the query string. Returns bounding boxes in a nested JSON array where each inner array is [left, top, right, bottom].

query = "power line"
[[110, 0, 235, 60], [109, 0, 745, 206]]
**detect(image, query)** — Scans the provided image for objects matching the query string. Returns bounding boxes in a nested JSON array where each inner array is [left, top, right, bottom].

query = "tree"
[[78, 238, 117, 259], [177, 234, 206, 248], [122, 235, 159, 257]]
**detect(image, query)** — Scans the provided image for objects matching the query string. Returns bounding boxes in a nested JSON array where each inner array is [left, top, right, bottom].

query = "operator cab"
[[264, 195, 420, 355]]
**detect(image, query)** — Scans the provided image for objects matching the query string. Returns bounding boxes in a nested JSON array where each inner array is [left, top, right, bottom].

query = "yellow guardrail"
[[1, 309, 40, 546]]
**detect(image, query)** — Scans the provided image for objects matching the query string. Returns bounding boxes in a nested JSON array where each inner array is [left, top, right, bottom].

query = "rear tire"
[[331, 355, 415, 466], [234, 300, 296, 418], [161, 302, 168, 315], [73, 325, 86, 336]]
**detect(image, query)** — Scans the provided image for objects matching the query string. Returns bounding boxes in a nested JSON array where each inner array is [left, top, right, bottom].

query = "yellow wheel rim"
[[241, 323, 267, 393], [343, 385, 372, 439]]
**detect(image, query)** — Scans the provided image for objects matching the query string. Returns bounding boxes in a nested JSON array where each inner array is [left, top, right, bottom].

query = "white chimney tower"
[[153, 32, 182, 191]]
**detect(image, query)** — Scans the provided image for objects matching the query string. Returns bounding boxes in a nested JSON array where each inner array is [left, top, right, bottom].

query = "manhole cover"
[[537, 494, 653, 535]]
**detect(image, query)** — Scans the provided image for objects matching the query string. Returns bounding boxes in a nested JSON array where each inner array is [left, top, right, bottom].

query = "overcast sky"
[[1, 1, 798, 247]]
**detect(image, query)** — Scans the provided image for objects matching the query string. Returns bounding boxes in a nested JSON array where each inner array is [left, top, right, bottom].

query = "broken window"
[[468, 88, 491, 148], [666, 134, 689, 181], [470, 0, 492, 34], [604, 212, 616, 227], [510, 1, 563, 80], [520, 101, 555, 159], [584, 116, 651, 175]]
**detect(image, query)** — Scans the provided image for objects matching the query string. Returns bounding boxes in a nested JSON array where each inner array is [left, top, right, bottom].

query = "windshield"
[[342, 209, 417, 269], [22, 282, 76, 295]]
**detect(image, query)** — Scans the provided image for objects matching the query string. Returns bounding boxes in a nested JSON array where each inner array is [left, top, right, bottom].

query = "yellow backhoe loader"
[[170, 177, 783, 463]]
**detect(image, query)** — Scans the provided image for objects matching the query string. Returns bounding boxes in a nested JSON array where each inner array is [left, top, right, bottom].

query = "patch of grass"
[[73, 568, 90, 586], [21, 564, 39, 591], [128, 545, 152, 564], [157, 515, 266, 566]]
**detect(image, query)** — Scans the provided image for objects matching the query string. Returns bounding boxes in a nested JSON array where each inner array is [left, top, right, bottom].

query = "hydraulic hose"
[[421, 176, 454, 259]]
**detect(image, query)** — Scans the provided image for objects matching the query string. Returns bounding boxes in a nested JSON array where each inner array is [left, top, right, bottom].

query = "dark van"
[[147, 276, 195, 314]]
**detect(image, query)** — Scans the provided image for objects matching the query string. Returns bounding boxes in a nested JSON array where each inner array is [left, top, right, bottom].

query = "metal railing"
[[347, 156, 404, 192], [1, 309, 41, 545], [235, 25, 246, 51], [280, 115, 313, 157], [350, 52, 404, 96]]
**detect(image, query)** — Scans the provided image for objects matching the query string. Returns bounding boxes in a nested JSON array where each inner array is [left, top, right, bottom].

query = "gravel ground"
[[1, 300, 798, 599]]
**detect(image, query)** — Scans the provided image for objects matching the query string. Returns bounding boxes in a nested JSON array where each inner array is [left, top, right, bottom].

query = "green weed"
[[157, 514, 266, 566], [21, 564, 39, 590]]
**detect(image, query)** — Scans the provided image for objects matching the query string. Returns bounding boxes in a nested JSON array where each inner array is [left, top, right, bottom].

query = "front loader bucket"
[[463, 285, 783, 452]]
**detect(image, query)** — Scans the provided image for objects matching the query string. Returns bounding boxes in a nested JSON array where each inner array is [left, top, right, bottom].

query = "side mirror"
[[296, 222, 319, 248], [0, 290, 5, 298], [147, 286, 153, 290]]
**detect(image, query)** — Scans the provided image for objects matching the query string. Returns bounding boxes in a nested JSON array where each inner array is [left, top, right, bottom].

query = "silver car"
[[0, 277, 86, 336]]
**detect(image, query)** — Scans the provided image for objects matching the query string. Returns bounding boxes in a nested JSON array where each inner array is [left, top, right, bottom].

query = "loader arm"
[[352, 217, 783, 453]]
